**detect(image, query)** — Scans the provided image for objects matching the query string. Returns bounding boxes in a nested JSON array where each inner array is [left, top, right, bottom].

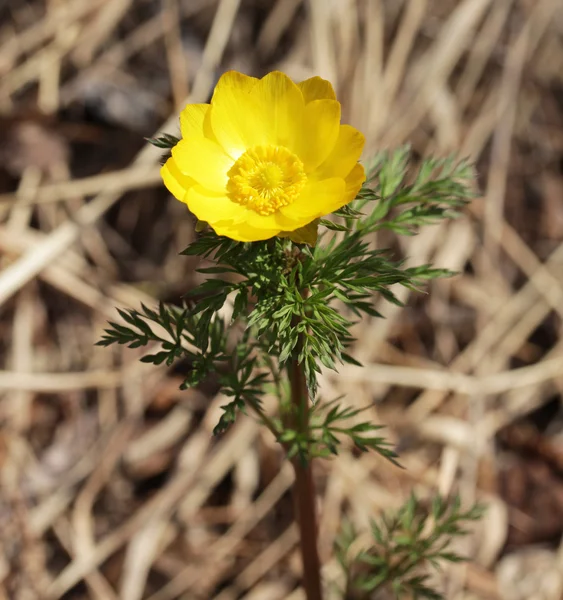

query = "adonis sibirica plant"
[[99, 71, 483, 600]]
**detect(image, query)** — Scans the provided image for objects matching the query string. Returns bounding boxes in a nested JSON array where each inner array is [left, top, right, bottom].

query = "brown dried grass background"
[[1, 0, 563, 598]]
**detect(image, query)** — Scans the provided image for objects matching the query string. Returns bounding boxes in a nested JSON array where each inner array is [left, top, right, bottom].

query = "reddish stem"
[[289, 352, 323, 600]]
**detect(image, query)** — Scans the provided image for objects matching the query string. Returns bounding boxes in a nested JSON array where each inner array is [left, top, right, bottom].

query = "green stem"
[[289, 349, 323, 600], [247, 397, 279, 439]]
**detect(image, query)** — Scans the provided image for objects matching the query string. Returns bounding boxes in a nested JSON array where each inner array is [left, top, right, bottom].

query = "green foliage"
[[272, 397, 401, 466], [145, 133, 180, 149], [309, 398, 400, 465], [97, 304, 271, 435], [353, 146, 475, 236], [146, 133, 181, 164], [335, 494, 486, 599], [98, 302, 225, 381], [98, 147, 474, 450], [99, 145, 479, 600], [335, 495, 484, 600]]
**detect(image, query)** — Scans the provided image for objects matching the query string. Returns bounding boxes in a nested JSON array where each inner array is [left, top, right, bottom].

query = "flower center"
[[226, 145, 307, 216]]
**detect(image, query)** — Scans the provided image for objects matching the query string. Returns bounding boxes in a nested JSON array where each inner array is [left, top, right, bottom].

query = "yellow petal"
[[161, 157, 195, 201], [298, 99, 341, 172], [211, 219, 281, 242], [249, 71, 304, 152], [342, 162, 366, 204], [235, 206, 298, 231], [209, 71, 264, 159], [186, 184, 244, 224], [298, 76, 336, 103], [179, 104, 210, 139], [313, 124, 365, 179], [171, 138, 233, 193], [279, 219, 320, 246], [211, 70, 258, 100], [281, 178, 346, 222]]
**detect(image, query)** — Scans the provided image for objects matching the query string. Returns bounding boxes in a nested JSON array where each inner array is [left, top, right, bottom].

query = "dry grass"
[[1, 0, 563, 598]]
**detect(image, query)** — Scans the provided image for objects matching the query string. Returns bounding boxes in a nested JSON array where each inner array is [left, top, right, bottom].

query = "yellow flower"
[[161, 71, 365, 243]]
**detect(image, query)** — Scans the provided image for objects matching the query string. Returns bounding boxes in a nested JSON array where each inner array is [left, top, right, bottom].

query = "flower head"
[[161, 71, 365, 243]]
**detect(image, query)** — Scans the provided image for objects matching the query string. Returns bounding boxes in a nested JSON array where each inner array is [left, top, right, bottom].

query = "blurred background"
[[1, 0, 563, 598]]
